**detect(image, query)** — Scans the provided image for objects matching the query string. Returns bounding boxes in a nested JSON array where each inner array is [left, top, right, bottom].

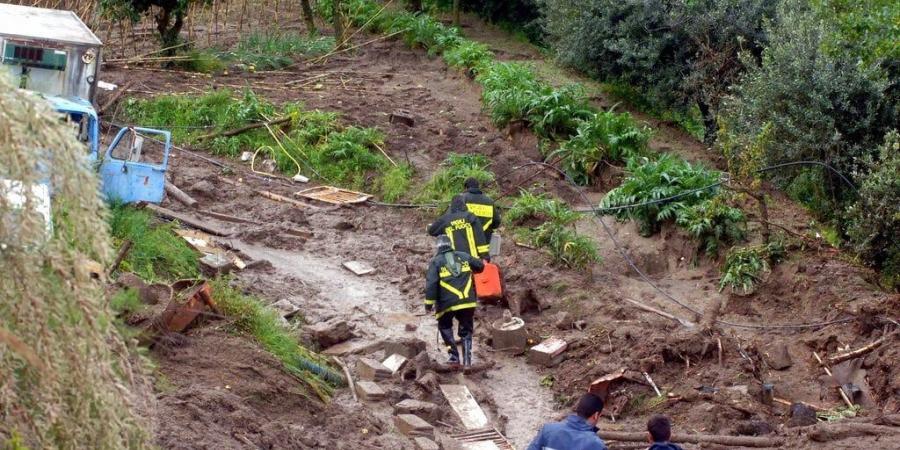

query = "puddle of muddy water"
[[233, 241, 557, 448]]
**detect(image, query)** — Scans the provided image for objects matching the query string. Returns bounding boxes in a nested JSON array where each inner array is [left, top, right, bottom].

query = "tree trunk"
[[300, 0, 317, 36], [697, 101, 718, 146], [156, 7, 185, 53], [407, 0, 422, 12], [332, 0, 345, 50], [453, 0, 461, 25]]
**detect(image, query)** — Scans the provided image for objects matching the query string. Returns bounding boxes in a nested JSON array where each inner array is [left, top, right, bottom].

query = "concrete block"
[[414, 437, 440, 450], [383, 337, 427, 359], [394, 399, 441, 421], [357, 357, 391, 381], [440, 384, 488, 430], [394, 414, 434, 438], [528, 337, 567, 367], [355, 381, 386, 402], [382, 353, 408, 374]]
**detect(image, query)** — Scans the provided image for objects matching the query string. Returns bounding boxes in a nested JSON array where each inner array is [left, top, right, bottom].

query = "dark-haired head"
[[647, 415, 671, 442], [464, 177, 480, 190], [574, 393, 604, 423]]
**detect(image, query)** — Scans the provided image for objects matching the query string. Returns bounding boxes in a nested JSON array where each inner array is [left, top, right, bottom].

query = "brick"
[[355, 381, 386, 402], [382, 353, 408, 374], [394, 399, 441, 421], [357, 357, 391, 381], [414, 437, 440, 450], [527, 337, 567, 367], [394, 414, 434, 438]]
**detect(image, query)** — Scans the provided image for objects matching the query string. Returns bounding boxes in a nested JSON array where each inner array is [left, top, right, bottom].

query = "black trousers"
[[437, 307, 475, 356]]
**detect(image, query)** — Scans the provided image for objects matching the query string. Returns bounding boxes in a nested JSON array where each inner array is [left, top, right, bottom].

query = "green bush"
[[845, 131, 900, 289], [720, 1, 896, 213], [507, 191, 600, 269], [376, 164, 414, 202], [417, 153, 494, 205], [550, 110, 651, 185], [107, 204, 199, 282], [675, 196, 747, 256], [599, 154, 721, 236], [719, 241, 786, 293], [109, 288, 142, 315], [308, 126, 387, 188]]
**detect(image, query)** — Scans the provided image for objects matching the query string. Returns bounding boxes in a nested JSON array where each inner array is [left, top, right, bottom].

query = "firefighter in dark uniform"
[[452, 178, 501, 242], [427, 196, 490, 259], [425, 235, 485, 365]]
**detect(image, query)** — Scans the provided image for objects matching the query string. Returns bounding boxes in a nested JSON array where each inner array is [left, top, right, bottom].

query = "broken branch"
[[828, 333, 893, 365], [196, 117, 292, 141], [108, 239, 133, 276], [812, 351, 854, 408], [622, 298, 695, 328], [165, 181, 199, 207], [143, 203, 231, 236], [332, 356, 357, 402], [598, 431, 783, 448]]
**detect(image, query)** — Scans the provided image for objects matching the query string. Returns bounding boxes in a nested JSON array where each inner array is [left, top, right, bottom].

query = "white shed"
[[0, 4, 103, 103]]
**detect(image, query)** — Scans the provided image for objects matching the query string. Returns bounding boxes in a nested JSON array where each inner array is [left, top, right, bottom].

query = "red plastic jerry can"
[[474, 262, 504, 301]]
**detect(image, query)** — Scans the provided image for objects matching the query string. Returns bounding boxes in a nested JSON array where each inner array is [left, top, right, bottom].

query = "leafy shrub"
[[107, 204, 199, 282], [417, 153, 495, 204], [506, 191, 579, 225], [542, 0, 776, 142], [177, 49, 226, 73], [307, 127, 387, 188], [527, 222, 601, 269], [720, 1, 896, 212], [719, 241, 786, 293], [526, 85, 593, 139], [550, 110, 651, 185], [443, 41, 495, 73], [845, 131, 900, 289], [599, 154, 721, 236], [675, 196, 747, 256]]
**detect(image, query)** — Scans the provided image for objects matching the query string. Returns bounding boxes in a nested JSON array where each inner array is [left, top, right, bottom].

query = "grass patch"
[[211, 278, 344, 401], [377, 164, 414, 202], [107, 204, 199, 282], [416, 153, 495, 205], [226, 33, 334, 70], [176, 50, 227, 73], [125, 91, 407, 199], [109, 288, 142, 315]]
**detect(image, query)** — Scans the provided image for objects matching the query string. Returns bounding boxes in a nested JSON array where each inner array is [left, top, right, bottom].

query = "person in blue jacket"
[[646, 415, 683, 450], [527, 393, 608, 450]]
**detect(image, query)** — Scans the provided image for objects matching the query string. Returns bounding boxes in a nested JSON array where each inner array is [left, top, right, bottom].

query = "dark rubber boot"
[[462, 336, 473, 367], [439, 327, 460, 365]]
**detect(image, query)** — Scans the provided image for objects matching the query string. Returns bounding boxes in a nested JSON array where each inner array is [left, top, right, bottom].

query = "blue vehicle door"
[[100, 127, 171, 204]]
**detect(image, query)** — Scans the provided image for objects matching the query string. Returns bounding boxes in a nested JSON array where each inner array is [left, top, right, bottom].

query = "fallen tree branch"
[[813, 351, 854, 408], [622, 298, 695, 328], [165, 181, 199, 207], [108, 239, 133, 276], [332, 356, 357, 402], [196, 117, 292, 141], [598, 430, 783, 448], [143, 203, 231, 236], [828, 333, 893, 365], [807, 423, 900, 442]]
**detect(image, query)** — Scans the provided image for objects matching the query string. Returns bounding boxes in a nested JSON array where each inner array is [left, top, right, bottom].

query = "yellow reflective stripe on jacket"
[[424, 299, 435, 305], [477, 244, 490, 254], [466, 204, 493, 231], [439, 276, 473, 300], [434, 301, 477, 319], [465, 227, 477, 257]]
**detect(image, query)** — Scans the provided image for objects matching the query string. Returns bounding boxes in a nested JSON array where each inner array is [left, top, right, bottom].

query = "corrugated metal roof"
[[0, 4, 102, 46]]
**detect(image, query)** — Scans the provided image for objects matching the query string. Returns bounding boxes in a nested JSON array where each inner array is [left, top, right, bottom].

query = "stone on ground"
[[394, 414, 434, 438], [355, 381, 386, 402], [394, 399, 441, 421], [306, 318, 355, 348], [357, 357, 391, 381]]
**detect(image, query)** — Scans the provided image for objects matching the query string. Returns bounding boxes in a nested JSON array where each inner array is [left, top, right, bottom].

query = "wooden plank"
[[144, 203, 231, 236], [440, 384, 489, 430]]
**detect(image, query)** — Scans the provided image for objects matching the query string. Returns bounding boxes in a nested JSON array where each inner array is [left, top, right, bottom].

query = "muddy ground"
[[101, 12, 899, 450]]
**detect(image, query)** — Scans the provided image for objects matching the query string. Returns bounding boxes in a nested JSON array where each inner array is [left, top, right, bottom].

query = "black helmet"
[[436, 235, 453, 253]]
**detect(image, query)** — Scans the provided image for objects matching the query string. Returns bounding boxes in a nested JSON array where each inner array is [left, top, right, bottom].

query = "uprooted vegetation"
[[123, 89, 410, 199], [180, 32, 336, 72]]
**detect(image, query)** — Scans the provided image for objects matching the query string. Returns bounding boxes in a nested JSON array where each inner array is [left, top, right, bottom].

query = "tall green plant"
[[416, 153, 494, 204], [550, 110, 651, 185], [675, 196, 747, 256], [599, 154, 721, 236]]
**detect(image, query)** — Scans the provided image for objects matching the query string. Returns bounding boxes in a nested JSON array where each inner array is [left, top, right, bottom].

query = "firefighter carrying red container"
[[425, 178, 503, 366]]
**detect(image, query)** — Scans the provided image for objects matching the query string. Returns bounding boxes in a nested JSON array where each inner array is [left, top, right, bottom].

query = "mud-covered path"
[[234, 240, 555, 447]]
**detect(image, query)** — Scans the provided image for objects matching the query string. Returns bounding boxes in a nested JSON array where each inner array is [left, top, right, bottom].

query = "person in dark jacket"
[[646, 415, 683, 450], [452, 178, 501, 242], [424, 235, 485, 365], [527, 393, 608, 450], [427, 196, 490, 259]]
